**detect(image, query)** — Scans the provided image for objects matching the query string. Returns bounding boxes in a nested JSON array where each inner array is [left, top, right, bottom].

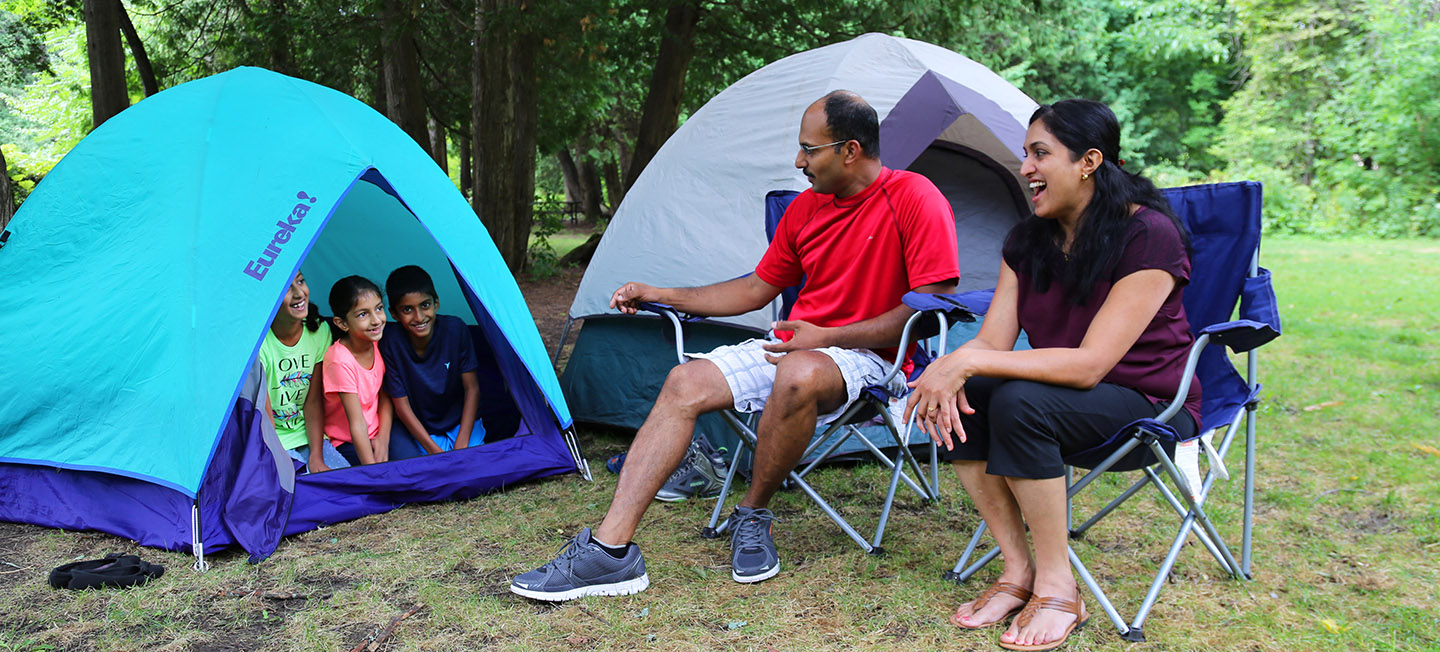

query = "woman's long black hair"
[[1010, 99, 1188, 304]]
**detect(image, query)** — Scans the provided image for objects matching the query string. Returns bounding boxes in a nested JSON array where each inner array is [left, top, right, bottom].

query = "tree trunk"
[[579, 157, 605, 222], [459, 134, 472, 199], [473, 0, 537, 272], [84, 0, 129, 128], [602, 156, 623, 213], [265, 0, 293, 75], [116, 0, 158, 96], [623, 0, 700, 192], [557, 148, 581, 204], [428, 115, 448, 173], [369, 44, 386, 111], [380, 0, 430, 149], [0, 146, 14, 230]]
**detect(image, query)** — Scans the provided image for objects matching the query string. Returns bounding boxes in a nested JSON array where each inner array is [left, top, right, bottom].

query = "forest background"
[[2, 0, 1438, 274]]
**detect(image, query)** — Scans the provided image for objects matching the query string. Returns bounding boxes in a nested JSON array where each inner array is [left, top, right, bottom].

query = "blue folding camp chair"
[[634, 190, 985, 554], [944, 181, 1281, 641]]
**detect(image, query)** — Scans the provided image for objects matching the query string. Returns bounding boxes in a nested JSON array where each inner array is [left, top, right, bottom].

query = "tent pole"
[[190, 503, 210, 572], [562, 427, 593, 482], [552, 318, 574, 367]]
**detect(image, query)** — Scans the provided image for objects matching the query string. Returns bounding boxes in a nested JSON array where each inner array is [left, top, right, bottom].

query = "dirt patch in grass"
[[292, 570, 359, 593], [190, 623, 280, 652], [0, 522, 49, 589], [447, 563, 511, 597]]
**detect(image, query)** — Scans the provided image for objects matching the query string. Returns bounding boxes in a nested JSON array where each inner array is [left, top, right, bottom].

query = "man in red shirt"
[[511, 91, 960, 601]]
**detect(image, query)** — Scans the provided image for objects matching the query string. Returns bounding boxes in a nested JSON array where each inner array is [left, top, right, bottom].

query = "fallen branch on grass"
[[349, 604, 425, 652], [220, 588, 332, 600], [578, 604, 610, 625]]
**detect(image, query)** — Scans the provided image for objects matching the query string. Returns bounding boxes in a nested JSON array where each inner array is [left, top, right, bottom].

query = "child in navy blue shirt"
[[379, 265, 484, 459]]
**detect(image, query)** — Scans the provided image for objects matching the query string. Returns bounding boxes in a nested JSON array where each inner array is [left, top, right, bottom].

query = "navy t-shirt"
[[379, 314, 480, 433], [1003, 207, 1202, 428]]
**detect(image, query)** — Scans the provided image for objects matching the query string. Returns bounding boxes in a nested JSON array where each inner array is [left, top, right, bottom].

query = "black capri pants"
[[939, 377, 1197, 479]]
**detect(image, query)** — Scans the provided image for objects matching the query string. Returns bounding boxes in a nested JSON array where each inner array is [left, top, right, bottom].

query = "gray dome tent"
[[562, 33, 1037, 432]]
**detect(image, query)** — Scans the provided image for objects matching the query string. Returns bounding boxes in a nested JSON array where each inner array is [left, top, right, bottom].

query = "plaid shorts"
[[684, 338, 906, 424]]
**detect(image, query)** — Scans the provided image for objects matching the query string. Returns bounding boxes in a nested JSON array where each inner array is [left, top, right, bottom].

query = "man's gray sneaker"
[[655, 439, 726, 502], [509, 528, 649, 601], [729, 506, 780, 583]]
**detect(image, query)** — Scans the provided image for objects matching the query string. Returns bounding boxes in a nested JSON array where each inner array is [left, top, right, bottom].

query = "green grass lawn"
[[2, 236, 1438, 651], [530, 229, 593, 260]]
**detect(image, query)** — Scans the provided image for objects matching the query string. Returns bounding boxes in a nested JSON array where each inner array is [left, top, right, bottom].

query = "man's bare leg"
[[594, 359, 734, 545], [738, 351, 847, 509]]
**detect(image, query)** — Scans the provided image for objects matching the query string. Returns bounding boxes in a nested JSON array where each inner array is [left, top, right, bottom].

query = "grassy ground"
[[2, 236, 1438, 651], [530, 228, 594, 260]]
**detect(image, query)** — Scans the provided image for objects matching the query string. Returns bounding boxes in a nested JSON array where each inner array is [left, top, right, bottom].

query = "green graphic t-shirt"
[[258, 325, 329, 450]]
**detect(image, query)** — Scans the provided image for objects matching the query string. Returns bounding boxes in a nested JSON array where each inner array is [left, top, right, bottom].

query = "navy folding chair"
[[634, 190, 983, 554], [640, 290, 974, 554], [945, 181, 1281, 641]]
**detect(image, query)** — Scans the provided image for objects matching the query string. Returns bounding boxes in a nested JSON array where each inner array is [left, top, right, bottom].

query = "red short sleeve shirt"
[[755, 168, 960, 362]]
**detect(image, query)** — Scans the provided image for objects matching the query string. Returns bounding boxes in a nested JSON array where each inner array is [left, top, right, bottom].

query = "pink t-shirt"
[[755, 167, 960, 366], [322, 339, 386, 444]]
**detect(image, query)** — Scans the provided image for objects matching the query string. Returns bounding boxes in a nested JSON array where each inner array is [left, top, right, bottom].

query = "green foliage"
[[0, 0, 1433, 237], [1219, 0, 1440, 236], [0, 9, 49, 86], [1, 21, 88, 204], [527, 193, 570, 279]]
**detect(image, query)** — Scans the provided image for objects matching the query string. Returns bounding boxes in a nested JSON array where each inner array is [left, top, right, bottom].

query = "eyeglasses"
[[798, 140, 848, 157]]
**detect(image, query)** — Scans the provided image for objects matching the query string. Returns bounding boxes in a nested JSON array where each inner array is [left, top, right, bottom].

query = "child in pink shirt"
[[322, 276, 392, 465]]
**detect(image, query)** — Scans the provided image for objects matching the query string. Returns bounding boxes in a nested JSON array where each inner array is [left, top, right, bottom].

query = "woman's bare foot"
[[999, 585, 1087, 650], [951, 572, 1033, 629]]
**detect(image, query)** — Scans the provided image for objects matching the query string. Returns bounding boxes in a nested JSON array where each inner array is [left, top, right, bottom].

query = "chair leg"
[[1065, 466, 1074, 531], [929, 439, 940, 501], [945, 520, 996, 582], [1071, 473, 1153, 539], [1150, 441, 1244, 577], [704, 411, 758, 539], [872, 402, 939, 501], [790, 467, 875, 553], [1131, 509, 1200, 636], [850, 425, 931, 499], [1069, 546, 1139, 641], [1144, 467, 1229, 569], [1243, 402, 1257, 578]]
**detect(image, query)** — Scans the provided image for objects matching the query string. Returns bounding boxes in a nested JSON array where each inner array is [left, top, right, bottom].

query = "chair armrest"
[[634, 302, 692, 365], [635, 301, 705, 322], [901, 289, 990, 317], [900, 290, 986, 342], [1198, 319, 1279, 353]]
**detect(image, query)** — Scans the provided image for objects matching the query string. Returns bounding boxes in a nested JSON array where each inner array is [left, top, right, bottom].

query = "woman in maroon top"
[[904, 100, 1199, 651]]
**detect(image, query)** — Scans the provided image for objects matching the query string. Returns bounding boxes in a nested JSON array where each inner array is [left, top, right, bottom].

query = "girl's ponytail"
[[305, 301, 323, 333]]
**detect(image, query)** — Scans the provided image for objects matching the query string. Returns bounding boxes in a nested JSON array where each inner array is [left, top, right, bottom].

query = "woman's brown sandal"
[[997, 594, 1089, 651], [949, 581, 1033, 629]]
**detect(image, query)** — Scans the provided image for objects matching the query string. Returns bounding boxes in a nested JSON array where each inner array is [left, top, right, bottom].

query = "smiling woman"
[[904, 100, 1198, 651]]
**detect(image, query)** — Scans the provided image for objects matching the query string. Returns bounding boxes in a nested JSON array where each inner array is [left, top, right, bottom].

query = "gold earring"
[[1082, 172, 1090, 180]]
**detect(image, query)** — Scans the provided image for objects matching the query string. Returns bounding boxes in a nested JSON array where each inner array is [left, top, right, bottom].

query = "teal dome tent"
[[0, 67, 587, 565]]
